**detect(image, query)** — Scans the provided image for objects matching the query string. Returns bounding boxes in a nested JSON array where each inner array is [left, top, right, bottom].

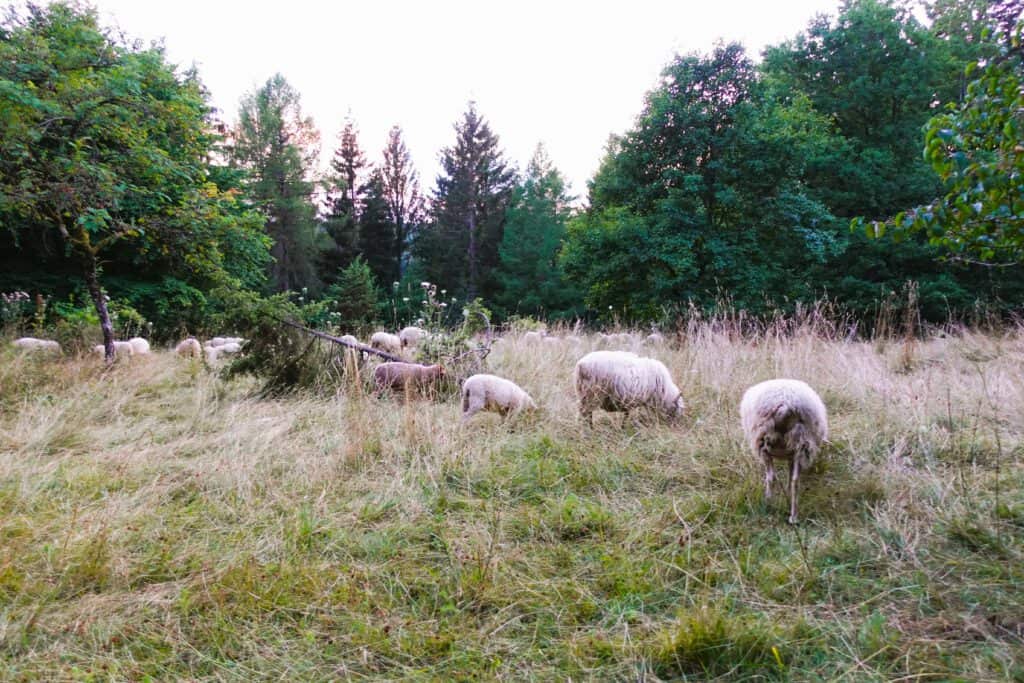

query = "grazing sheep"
[[373, 362, 445, 398], [574, 350, 684, 426], [399, 326, 427, 349], [370, 331, 402, 355], [339, 334, 359, 346], [128, 337, 150, 355], [644, 332, 666, 346], [205, 336, 245, 349], [175, 337, 202, 358], [93, 341, 135, 358], [523, 330, 545, 343], [740, 379, 828, 525], [204, 341, 242, 364], [461, 374, 537, 421], [12, 337, 61, 354]]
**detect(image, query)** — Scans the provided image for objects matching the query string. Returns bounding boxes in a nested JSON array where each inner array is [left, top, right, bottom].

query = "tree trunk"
[[467, 208, 478, 299], [82, 255, 115, 362]]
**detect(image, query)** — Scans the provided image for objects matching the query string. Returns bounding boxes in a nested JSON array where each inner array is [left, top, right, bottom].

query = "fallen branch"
[[278, 318, 405, 362]]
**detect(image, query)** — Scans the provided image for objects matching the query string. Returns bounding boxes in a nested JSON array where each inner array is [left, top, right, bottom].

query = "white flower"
[[420, 281, 430, 288], [403, 297, 410, 302], [608, 305, 613, 310], [440, 303, 447, 308], [462, 308, 469, 317]]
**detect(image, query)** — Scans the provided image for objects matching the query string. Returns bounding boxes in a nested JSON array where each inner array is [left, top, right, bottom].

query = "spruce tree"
[[356, 170, 398, 286], [494, 144, 580, 318], [415, 103, 515, 298], [230, 74, 320, 293], [380, 126, 425, 279], [319, 116, 367, 286]]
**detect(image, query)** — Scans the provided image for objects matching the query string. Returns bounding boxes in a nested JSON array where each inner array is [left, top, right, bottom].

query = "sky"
[[84, 0, 844, 198]]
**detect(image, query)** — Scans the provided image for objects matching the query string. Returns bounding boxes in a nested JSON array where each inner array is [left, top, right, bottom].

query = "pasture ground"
[[0, 324, 1022, 680]]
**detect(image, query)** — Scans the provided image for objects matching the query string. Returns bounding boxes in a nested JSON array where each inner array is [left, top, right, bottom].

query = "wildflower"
[[403, 297, 409, 302], [440, 303, 447, 308]]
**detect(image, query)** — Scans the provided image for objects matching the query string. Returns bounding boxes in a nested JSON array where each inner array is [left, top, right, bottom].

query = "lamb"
[[339, 334, 359, 346], [175, 337, 202, 358], [370, 331, 402, 355], [93, 340, 135, 357], [739, 379, 828, 525], [574, 350, 684, 426], [399, 326, 427, 349], [373, 362, 445, 398], [128, 337, 150, 355], [461, 374, 537, 421], [12, 337, 61, 354]]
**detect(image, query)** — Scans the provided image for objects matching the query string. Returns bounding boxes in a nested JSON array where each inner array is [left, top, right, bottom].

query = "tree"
[[564, 44, 839, 318], [414, 103, 516, 299], [229, 74, 320, 293], [356, 170, 397, 285], [318, 116, 368, 286], [325, 256, 379, 333], [859, 18, 1024, 263], [380, 125, 425, 279], [762, 0, 957, 218], [494, 144, 580, 319], [0, 2, 269, 357]]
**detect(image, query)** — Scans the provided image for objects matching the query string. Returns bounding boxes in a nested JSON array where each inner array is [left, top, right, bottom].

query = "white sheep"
[[93, 341, 134, 358], [205, 336, 245, 349], [370, 331, 402, 355], [574, 350, 684, 426], [523, 330, 545, 343], [128, 337, 150, 354], [175, 337, 202, 358], [399, 326, 427, 349], [739, 379, 828, 525], [461, 374, 537, 421], [339, 334, 359, 346], [204, 341, 242, 364], [11, 337, 61, 354]]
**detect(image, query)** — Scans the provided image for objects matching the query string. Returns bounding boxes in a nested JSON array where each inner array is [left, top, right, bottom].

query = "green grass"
[[0, 326, 1022, 680]]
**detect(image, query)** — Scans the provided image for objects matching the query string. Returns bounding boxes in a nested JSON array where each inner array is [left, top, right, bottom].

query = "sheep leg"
[[788, 458, 801, 525], [762, 452, 774, 501]]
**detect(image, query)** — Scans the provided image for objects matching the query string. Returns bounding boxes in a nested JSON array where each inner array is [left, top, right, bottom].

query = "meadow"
[[0, 319, 1022, 681]]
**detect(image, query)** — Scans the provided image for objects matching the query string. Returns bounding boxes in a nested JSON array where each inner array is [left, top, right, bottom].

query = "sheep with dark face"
[[574, 350, 684, 426], [740, 379, 828, 524]]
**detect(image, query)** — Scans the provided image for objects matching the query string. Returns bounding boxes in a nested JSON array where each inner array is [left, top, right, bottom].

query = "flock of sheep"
[[11, 327, 827, 524], [355, 326, 827, 524]]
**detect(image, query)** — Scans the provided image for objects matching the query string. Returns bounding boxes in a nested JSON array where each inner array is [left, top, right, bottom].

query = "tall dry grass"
[[0, 320, 1021, 680]]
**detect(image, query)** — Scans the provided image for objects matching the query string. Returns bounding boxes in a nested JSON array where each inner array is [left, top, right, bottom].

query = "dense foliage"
[[2, 0, 1023, 345]]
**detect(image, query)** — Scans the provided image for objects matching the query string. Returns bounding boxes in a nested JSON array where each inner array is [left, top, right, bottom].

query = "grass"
[[0, 322, 1022, 680]]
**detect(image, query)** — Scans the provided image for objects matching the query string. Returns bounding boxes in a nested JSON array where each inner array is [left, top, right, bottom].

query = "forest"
[[1, 0, 1022, 348]]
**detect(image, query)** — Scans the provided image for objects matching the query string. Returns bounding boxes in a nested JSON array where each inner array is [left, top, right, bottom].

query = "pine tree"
[[356, 170, 397, 285], [229, 74, 320, 293], [319, 116, 367, 286], [381, 126, 425, 279], [325, 256, 379, 333], [494, 144, 580, 318], [415, 103, 515, 299]]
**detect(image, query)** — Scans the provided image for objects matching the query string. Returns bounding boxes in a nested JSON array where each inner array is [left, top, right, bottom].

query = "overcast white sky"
[[86, 0, 843, 197]]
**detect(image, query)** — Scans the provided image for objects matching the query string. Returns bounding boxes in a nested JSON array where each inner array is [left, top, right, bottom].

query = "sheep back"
[[461, 374, 536, 418], [574, 350, 684, 419], [740, 379, 828, 468]]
